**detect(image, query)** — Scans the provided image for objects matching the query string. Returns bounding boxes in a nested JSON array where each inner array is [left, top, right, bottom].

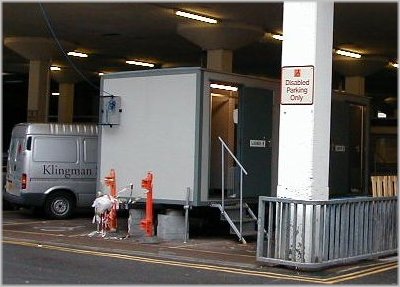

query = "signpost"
[[281, 66, 314, 105]]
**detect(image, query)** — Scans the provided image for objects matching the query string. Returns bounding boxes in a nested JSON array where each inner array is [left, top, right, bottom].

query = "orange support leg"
[[104, 169, 118, 232], [140, 172, 154, 237]]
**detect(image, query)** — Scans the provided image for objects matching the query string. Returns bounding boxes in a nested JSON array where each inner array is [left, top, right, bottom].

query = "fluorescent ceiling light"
[[52, 92, 60, 96], [335, 49, 361, 59], [210, 83, 238, 92], [98, 72, 104, 76], [272, 34, 284, 41], [50, 66, 61, 71], [175, 10, 217, 24], [384, 97, 396, 103], [67, 51, 88, 58], [126, 60, 155, 68], [377, 111, 387, 118]]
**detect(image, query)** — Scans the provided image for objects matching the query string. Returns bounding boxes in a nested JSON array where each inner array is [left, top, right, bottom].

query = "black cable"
[[38, 3, 112, 96]]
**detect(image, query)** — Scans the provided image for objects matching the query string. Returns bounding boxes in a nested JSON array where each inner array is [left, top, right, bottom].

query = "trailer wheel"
[[45, 192, 75, 219]]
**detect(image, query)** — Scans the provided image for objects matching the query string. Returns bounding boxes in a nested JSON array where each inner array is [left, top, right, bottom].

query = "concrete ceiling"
[[2, 2, 398, 100]]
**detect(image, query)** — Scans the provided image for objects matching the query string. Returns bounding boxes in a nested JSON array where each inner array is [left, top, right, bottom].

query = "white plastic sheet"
[[91, 194, 117, 224]]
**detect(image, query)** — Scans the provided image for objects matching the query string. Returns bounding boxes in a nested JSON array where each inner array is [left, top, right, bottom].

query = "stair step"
[[230, 229, 258, 236], [210, 199, 241, 206], [240, 230, 258, 237], [220, 210, 252, 221], [229, 220, 256, 234], [221, 216, 256, 223], [211, 201, 259, 243], [220, 205, 249, 211]]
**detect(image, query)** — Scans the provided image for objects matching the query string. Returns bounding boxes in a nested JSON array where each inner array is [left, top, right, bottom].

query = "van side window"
[[83, 138, 97, 163], [16, 138, 25, 158], [33, 137, 78, 163], [26, 136, 32, 151]]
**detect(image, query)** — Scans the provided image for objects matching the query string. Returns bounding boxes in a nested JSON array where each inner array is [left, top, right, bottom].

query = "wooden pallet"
[[371, 175, 398, 197]]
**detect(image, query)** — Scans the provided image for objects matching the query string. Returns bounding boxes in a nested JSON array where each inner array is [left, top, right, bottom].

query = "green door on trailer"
[[238, 87, 274, 199]]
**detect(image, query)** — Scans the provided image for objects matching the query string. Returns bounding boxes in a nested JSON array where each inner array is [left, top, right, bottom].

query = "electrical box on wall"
[[100, 96, 122, 126]]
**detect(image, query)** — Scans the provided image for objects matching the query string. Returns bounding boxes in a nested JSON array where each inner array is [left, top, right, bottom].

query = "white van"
[[4, 123, 98, 219]]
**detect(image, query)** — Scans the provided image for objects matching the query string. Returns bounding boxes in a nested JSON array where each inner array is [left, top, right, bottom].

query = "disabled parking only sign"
[[281, 65, 314, 105]]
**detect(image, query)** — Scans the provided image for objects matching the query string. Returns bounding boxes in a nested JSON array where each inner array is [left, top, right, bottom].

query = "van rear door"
[[6, 136, 26, 196]]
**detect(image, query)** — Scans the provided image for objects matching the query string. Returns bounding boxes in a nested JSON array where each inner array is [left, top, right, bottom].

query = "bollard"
[[140, 172, 154, 236]]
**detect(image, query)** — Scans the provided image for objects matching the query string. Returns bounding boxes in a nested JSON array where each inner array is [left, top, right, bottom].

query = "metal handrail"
[[218, 136, 248, 242], [218, 137, 248, 175]]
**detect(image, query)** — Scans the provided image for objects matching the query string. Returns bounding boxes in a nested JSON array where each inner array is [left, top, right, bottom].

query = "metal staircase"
[[211, 202, 258, 244], [213, 137, 258, 244]]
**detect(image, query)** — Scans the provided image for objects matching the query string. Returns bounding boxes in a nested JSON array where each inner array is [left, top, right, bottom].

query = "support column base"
[[277, 185, 329, 201]]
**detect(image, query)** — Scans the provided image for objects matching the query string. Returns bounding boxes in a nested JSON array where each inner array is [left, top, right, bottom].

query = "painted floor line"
[[4, 229, 255, 258], [169, 241, 234, 249], [325, 263, 398, 284], [3, 229, 64, 237], [3, 220, 48, 226], [325, 262, 398, 284], [3, 240, 397, 284], [170, 245, 255, 258], [1, 240, 327, 284], [68, 233, 92, 238]]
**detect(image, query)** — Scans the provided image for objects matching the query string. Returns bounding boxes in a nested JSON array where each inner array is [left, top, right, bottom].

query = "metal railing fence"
[[257, 196, 398, 270]]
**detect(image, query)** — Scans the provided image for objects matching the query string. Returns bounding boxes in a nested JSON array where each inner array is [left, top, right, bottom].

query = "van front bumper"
[[3, 190, 45, 207]]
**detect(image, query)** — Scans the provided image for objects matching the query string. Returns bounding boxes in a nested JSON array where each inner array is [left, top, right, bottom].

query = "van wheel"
[[45, 193, 74, 219]]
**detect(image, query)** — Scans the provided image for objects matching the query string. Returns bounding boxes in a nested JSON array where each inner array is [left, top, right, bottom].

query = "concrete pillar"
[[58, 83, 75, 123], [52, 69, 83, 123], [333, 56, 387, 84], [27, 60, 51, 122], [177, 22, 264, 73], [207, 49, 233, 72], [4, 37, 76, 123], [345, 76, 365, 96], [277, 2, 334, 201], [276, 1, 334, 264]]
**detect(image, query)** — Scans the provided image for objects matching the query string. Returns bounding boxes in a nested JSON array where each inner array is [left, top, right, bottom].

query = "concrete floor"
[[2, 208, 398, 285]]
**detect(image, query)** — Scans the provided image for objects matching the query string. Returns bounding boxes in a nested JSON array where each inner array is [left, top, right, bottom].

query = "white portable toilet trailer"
[[98, 67, 281, 207], [97, 67, 370, 240]]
